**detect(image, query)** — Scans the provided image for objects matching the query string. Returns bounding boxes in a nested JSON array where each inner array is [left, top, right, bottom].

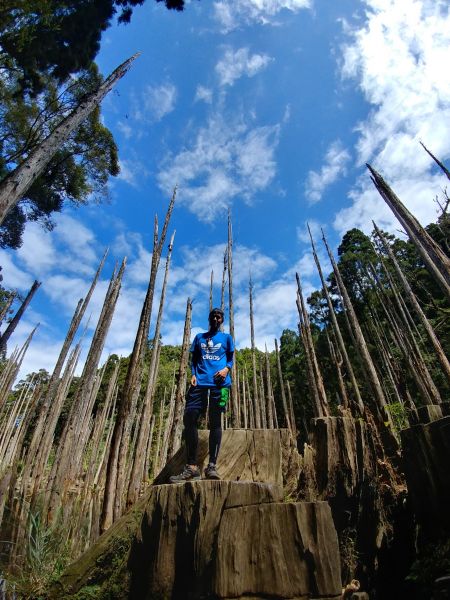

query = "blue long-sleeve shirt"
[[190, 331, 234, 387]]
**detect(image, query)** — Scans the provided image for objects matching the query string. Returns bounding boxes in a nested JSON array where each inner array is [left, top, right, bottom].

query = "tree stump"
[[51, 430, 341, 599]]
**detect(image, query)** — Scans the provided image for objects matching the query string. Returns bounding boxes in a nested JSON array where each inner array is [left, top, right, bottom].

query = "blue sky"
[[2, 0, 450, 378]]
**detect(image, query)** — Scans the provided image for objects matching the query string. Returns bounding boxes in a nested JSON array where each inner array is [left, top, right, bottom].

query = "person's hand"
[[214, 367, 229, 383], [191, 374, 197, 386]]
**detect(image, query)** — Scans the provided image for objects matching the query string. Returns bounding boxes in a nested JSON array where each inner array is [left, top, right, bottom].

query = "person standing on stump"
[[170, 307, 234, 483]]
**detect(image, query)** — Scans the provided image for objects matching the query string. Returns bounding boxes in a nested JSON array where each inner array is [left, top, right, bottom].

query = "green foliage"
[[385, 401, 409, 434], [6, 507, 71, 599], [406, 538, 450, 597], [0, 62, 119, 248], [0, 0, 186, 96]]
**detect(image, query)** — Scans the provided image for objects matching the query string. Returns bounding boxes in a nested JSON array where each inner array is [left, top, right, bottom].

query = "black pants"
[[183, 386, 226, 465]]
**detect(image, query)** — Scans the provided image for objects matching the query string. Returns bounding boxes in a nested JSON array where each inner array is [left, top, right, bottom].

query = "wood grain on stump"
[[52, 429, 341, 599]]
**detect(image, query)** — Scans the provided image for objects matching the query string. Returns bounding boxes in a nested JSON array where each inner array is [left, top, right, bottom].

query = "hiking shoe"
[[169, 465, 201, 484], [204, 463, 220, 480]]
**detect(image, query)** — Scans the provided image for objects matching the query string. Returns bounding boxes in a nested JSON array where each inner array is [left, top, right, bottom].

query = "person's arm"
[[214, 335, 234, 383], [190, 335, 198, 386]]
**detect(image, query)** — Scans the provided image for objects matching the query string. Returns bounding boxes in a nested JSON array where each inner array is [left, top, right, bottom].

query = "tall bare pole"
[[420, 142, 450, 182], [102, 189, 175, 531], [295, 272, 329, 417], [307, 225, 364, 416], [209, 270, 214, 313], [274, 339, 292, 431], [167, 298, 193, 459], [0, 54, 139, 224], [322, 230, 397, 435], [127, 231, 175, 506], [249, 274, 261, 428], [0, 280, 41, 353], [373, 221, 450, 383], [221, 248, 228, 314], [367, 164, 450, 299], [227, 210, 239, 427]]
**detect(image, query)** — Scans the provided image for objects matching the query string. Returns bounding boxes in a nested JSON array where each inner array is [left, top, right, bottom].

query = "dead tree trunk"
[[367, 164, 450, 299], [0, 292, 16, 327], [249, 275, 261, 428], [296, 272, 329, 417], [25, 252, 106, 491], [0, 55, 139, 224], [209, 270, 214, 313], [308, 225, 364, 415], [227, 210, 239, 427], [167, 298, 193, 459], [0, 280, 41, 354], [274, 339, 293, 431], [221, 248, 227, 314], [102, 190, 175, 532], [265, 345, 278, 428], [46, 259, 126, 520], [373, 221, 450, 384], [420, 142, 450, 182], [127, 231, 175, 507], [322, 231, 397, 438]]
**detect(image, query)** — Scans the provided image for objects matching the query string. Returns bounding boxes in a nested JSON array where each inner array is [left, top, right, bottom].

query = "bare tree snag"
[[0, 292, 16, 327], [249, 274, 261, 429], [227, 210, 238, 427], [47, 259, 126, 519], [265, 345, 277, 429], [167, 298, 193, 459], [0, 280, 41, 354], [286, 381, 297, 438], [127, 231, 175, 507], [321, 231, 398, 440], [420, 142, 450, 182], [0, 54, 139, 224], [221, 248, 227, 314], [27, 251, 107, 488], [209, 270, 214, 313], [367, 164, 450, 299], [295, 272, 329, 417], [274, 339, 293, 431], [102, 189, 175, 531], [308, 225, 364, 415], [373, 221, 450, 384]]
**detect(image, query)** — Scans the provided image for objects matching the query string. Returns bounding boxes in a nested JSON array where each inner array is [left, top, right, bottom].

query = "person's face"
[[209, 312, 223, 330]]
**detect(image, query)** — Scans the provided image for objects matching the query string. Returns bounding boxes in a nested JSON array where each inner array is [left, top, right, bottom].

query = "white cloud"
[[195, 85, 213, 104], [134, 82, 177, 122], [305, 140, 350, 204], [296, 219, 326, 245], [117, 158, 149, 188], [215, 47, 273, 86], [0, 250, 34, 291], [116, 120, 133, 139], [157, 114, 280, 222], [53, 214, 98, 266], [214, 0, 311, 32], [17, 224, 56, 276], [336, 0, 450, 232], [334, 172, 444, 236]]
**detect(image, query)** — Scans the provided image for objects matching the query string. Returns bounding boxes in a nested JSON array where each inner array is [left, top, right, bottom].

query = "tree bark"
[[0, 55, 139, 224], [367, 164, 450, 299], [167, 298, 192, 459], [322, 231, 398, 441], [0, 280, 40, 354], [308, 225, 364, 415], [373, 221, 450, 384], [227, 210, 239, 427]]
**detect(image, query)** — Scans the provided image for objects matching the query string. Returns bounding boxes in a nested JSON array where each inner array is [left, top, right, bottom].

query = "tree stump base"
[[51, 430, 341, 599]]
